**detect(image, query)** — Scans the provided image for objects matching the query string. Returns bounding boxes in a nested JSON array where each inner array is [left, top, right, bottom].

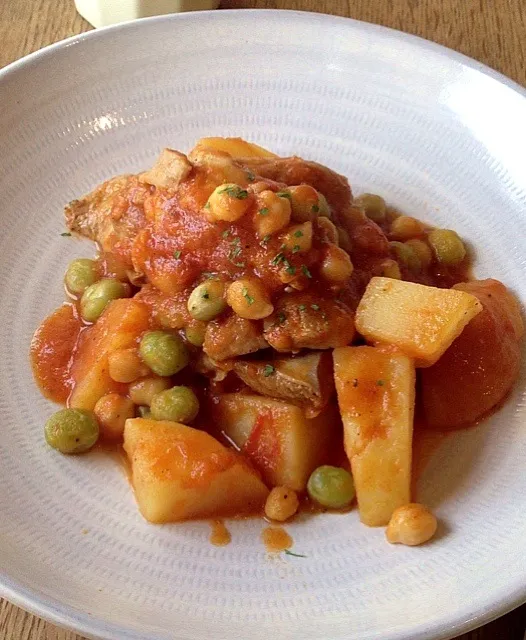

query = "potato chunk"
[[192, 137, 277, 159], [233, 352, 334, 417], [333, 346, 415, 526], [124, 419, 268, 523], [355, 277, 482, 366], [215, 394, 340, 491], [70, 299, 151, 410], [140, 149, 192, 189]]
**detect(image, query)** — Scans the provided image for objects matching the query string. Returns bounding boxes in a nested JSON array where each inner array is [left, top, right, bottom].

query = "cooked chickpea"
[[378, 259, 401, 279], [226, 278, 274, 320], [184, 320, 207, 347], [317, 216, 339, 244], [337, 226, 353, 253], [129, 376, 171, 406], [205, 183, 253, 222], [355, 193, 386, 223], [386, 503, 438, 546], [187, 280, 226, 321], [264, 486, 300, 522], [94, 393, 135, 441], [108, 348, 150, 383], [405, 238, 433, 269], [288, 184, 321, 222], [428, 228, 466, 265], [280, 222, 313, 254], [254, 189, 291, 237], [390, 215, 425, 240], [320, 245, 354, 282]]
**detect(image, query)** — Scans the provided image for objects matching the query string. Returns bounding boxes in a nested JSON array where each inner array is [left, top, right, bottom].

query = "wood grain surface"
[[0, 1, 525, 639]]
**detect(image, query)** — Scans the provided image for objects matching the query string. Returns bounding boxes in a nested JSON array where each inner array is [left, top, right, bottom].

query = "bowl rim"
[[0, 9, 525, 640]]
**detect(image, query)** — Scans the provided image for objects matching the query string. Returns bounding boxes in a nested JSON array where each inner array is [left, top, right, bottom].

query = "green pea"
[[389, 241, 421, 272], [355, 193, 386, 223], [150, 386, 200, 424], [307, 465, 355, 509], [80, 278, 129, 322], [187, 280, 226, 321], [44, 408, 99, 454], [428, 228, 466, 265], [185, 323, 206, 347], [65, 258, 98, 295], [139, 331, 189, 376]]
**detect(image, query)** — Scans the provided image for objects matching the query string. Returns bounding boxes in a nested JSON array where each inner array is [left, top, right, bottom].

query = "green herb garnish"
[[263, 364, 275, 377], [284, 549, 307, 558], [261, 234, 271, 245], [376, 380, 385, 386], [311, 304, 320, 311], [60, 232, 71, 237], [276, 190, 291, 200], [294, 230, 304, 238], [292, 245, 301, 253], [277, 311, 287, 324], [242, 287, 254, 305], [246, 171, 255, 182], [218, 185, 249, 199], [259, 207, 269, 216], [272, 252, 286, 266], [311, 204, 320, 213], [173, 250, 181, 259], [301, 265, 312, 279], [202, 290, 210, 300], [204, 201, 211, 210], [298, 304, 306, 311], [222, 229, 232, 239], [285, 264, 296, 275], [202, 272, 218, 279]]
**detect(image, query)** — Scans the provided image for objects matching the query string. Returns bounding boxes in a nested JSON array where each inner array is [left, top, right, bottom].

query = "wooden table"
[[0, 1, 525, 639]]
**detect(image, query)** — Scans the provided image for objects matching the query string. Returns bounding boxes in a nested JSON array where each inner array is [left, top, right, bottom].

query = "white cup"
[[75, 0, 220, 28]]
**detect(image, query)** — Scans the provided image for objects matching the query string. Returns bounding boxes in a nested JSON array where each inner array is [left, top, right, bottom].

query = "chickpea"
[[320, 245, 354, 282], [254, 189, 291, 237], [205, 183, 253, 222], [94, 393, 135, 441], [280, 222, 313, 254], [386, 503, 437, 546], [226, 278, 274, 320], [250, 180, 271, 194], [317, 216, 339, 244], [390, 215, 425, 240], [287, 184, 320, 222], [378, 259, 401, 279], [337, 226, 353, 253], [405, 238, 433, 269], [187, 280, 226, 321], [264, 486, 300, 522], [185, 320, 207, 347], [129, 376, 171, 406], [355, 193, 386, 223], [108, 348, 150, 383], [317, 192, 331, 218], [427, 228, 466, 265]]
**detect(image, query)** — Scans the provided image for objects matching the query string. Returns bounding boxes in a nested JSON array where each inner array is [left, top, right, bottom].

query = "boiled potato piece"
[[422, 279, 524, 429], [193, 137, 277, 159], [70, 299, 150, 410], [233, 352, 334, 418], [333, 346, 415, 526], [355, 277, 482, 366], [215, 394, 340, 491], [124, 418, 268, 523]]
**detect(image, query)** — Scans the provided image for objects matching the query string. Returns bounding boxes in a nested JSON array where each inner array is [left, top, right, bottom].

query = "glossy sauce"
[[209, 520, 231, 546], [262, 525, 293, 553]]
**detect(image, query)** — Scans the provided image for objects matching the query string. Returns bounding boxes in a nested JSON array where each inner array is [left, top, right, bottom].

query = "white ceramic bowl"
[[1, 10, 525, 640]]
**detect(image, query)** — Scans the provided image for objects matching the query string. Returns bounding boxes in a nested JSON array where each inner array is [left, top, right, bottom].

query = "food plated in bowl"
[[31, 136, 523, 542]]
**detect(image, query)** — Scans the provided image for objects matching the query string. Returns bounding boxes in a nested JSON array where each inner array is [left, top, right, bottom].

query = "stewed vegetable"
[[307, 465, 355, 509], [150, 386, 200, 423], [44, 408, 99, 453], [139, 331, 189, 376], [65, 258, 98, 294], [80, 278, 129, 322]]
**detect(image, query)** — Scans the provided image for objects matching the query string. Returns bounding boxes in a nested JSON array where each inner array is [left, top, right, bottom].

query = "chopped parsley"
[[218, 185, 249, 199], [301, 265, 312, 279], [201, 290, 210, 300], [293, 230, 304, 238], [271, 252, 286, 266], [242, 287, 254, 305], [277, 311, 287, 324], [263, 364, 275, 377], [228, 236, 245, 266], [311, 304, 321, 311], [311, 204, 320, 213], [60, 232, 71, 237], [292, 245, 301, 253], [376, 380, 385, 386], [204, 201, 211, 210], [222, 229, 232, 239], [261, 234, 271, 245], [246, 171, 255, 182], [173, 250, 181, 259], [276, 190, 291, 200], [259, 207, 269, 216], [298, 304, 306, 311], [284, 549, 307, 558], [285, 264, 296, 275]]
